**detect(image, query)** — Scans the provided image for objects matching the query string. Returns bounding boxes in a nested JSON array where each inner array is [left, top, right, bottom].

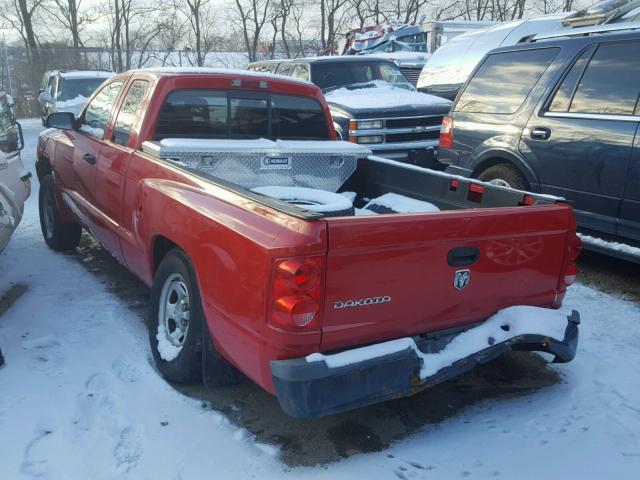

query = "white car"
[[0, 93, 30, 253], [38, 69, 113, 123]]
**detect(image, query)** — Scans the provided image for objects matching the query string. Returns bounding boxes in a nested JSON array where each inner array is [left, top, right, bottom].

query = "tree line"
[[1, 0, 581, 69]]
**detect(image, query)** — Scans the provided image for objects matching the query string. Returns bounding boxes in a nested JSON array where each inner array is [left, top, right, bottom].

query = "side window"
[[291, 64, 309, 81], [548, 46, 596, 113], [112, 80, 149, 146], [568, 42, 640, 116], [455, 48, 559, 114], [276, 63, 293, 76], [79, 81, 123, 138]]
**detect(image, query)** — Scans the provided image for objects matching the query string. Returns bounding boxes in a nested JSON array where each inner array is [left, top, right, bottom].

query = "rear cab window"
[[548, 41, 640, 116], [154, 89, 330, 140], [455, 48, 559, 114]]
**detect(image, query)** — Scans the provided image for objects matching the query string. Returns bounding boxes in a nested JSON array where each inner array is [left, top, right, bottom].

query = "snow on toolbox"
[[271, 306, 580, 417]]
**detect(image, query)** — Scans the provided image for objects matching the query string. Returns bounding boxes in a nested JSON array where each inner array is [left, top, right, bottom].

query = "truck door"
[[520, 42, 640, 235], [97, 79, 151, 262], [71, 80, 123, 241], [619, 129, 640, 242]]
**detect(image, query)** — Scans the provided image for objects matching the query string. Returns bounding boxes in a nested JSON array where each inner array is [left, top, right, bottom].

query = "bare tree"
[[0, 0, 45, 55], [42, 0, 92, 48], [173, 0, 216, 66], [230, 0, 273, 63]]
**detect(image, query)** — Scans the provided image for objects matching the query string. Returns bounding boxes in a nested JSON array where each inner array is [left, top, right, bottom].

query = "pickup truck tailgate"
[[321, 204, 573, 351]]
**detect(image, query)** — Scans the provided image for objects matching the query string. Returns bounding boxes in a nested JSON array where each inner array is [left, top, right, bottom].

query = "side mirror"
[[39, 91, 53, 103], [46, 112, 76, 130]]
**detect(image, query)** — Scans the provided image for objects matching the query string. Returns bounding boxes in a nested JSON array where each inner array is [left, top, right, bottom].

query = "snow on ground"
[[0, 120, 639, 479]]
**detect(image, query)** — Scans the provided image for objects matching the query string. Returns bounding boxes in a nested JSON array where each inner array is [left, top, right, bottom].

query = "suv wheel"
[[477, 164, 529, 191]]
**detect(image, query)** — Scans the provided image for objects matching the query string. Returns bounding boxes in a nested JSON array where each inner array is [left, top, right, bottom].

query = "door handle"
[[83, 153, 96, 165], [530, 127, 551, 140], [448, 246, 480, 266]]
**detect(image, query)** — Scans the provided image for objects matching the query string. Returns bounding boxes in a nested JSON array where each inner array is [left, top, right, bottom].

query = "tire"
[[38, 174, 82, 251], [149, 249, 203, 383], [252, 186, 354, 217], [477, 163, 529, 191]]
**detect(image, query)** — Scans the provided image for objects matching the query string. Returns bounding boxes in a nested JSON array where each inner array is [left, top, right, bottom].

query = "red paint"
[[38, 70, 579, 396]]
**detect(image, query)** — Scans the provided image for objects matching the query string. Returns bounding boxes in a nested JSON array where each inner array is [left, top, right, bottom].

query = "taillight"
[[271, 257, 324, 331], [439, 116, 454, 149], [467, 182, 484, 203], [563, 233, 582, 286]]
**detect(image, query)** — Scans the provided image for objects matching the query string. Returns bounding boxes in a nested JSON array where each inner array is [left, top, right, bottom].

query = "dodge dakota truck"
[[37, 68, 581, 417]]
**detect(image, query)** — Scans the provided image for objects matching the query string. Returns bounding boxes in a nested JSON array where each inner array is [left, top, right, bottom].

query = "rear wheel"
[[149, 249, 240, 385], [38, 174, 82, 251], [477, 163, 529, 191], [149, 249, 203, 382]]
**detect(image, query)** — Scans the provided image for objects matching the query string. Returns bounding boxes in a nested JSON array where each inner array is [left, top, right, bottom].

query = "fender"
[[132, 177, 327, 391], [471, 148, 542, 193]]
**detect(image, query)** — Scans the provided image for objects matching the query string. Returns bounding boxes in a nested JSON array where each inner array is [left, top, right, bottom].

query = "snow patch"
[[579, 233, 640, 258], [325, 80, 452, 110], [364, 192, 440, 213], [306, 305, 570, 380], [140, 66, 313, 86], [252, 186, 353, 213], [55, 95, 88, 108], [156, 323, 182, 361]]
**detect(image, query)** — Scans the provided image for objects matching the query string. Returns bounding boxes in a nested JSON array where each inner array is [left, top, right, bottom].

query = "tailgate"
[[321, 204, 573, 351]]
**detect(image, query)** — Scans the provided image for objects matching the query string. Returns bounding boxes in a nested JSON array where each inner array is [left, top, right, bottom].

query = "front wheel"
[[477, 163, 529, 191], [38, 174, 82, 251]]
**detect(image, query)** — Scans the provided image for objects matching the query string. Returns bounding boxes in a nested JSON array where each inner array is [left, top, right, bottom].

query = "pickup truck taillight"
[[439, 116, 454, 149], [563, 233, 582, 286], [271, 257, 324, 331]]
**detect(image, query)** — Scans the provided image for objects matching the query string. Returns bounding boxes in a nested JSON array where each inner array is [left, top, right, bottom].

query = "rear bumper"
[[271, 310, 580, 418]]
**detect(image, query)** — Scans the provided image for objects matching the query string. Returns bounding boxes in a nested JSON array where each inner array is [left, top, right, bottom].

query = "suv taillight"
[[563, 233, 582, 286], [439, 116, 454, 149], [270, 257, 324, 331]]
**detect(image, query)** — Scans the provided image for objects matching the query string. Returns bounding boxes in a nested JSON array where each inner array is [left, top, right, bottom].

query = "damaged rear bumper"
[[270, 310, 580, 418]]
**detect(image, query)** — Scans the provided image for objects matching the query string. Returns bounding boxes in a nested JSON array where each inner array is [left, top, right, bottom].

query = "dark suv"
[[439, 25, 640, 259]]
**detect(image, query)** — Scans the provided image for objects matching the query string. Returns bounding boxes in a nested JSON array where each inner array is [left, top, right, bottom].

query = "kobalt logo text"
[[333, 296, 391, 309]]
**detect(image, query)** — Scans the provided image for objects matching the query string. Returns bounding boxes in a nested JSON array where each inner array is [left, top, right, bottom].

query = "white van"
[[416, 14, 570, 100]]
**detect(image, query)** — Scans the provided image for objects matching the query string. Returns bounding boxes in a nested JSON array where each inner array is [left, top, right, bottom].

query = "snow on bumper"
[[270, 306, 580, 417]]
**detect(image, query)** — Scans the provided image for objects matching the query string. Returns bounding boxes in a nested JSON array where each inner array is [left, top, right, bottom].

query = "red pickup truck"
[[37, 69, 581, 417]]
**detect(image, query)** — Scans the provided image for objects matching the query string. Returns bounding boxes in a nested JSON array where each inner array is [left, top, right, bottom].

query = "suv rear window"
[[550, 41, 640, 116], [155, 90, 330, 140], [455, 48, 559, 114]]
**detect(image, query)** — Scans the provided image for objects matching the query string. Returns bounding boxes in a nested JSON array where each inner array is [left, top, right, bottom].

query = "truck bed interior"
[[340, 156, 558, 215], [141, 140, 560, 218]]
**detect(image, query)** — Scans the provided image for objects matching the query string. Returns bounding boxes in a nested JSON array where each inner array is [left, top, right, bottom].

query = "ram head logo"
[[454, 269, 471, 290]]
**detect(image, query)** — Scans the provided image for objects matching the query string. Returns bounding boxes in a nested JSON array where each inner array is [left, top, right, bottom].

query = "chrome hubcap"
[[488, 178, 512, 188], [158, 274, 190, 349]]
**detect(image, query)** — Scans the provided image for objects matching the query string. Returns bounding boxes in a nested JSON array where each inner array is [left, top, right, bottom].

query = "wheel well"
[[152, 236, 179, 275], [36, 156, 52, 180], [471, 157, 514, 179]]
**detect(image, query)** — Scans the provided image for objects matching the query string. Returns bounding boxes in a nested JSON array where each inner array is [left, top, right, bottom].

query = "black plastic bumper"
[[270, 310, 580, 418]]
